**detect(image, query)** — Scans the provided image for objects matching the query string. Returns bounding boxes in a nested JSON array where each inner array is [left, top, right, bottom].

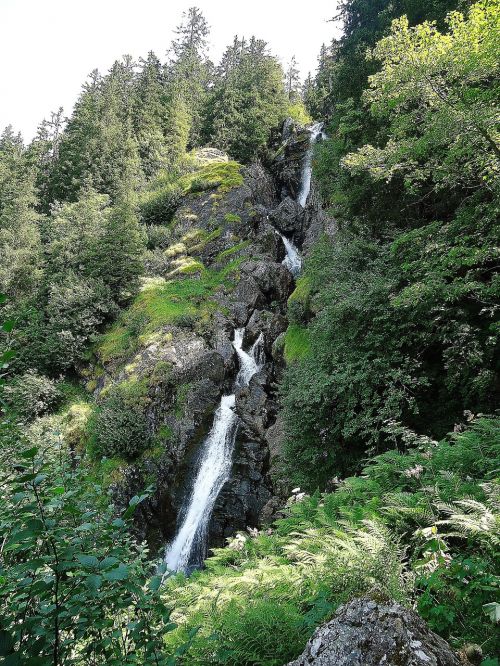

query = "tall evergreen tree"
[[0, 128, 43, 300], [166, 6, 211, 146], [285, 55, 301, 101], [203, 37, 288, 162]]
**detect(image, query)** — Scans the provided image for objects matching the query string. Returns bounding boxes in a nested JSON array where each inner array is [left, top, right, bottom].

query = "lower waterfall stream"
[[164, 329, 264, 573], [279, 232, 302, 277], [163, 123, 317, 574]]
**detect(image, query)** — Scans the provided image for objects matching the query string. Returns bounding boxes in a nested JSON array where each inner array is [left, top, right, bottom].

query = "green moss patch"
[[95, 259, 244, 367], [179, 161, 243, 195], [284, 324, 311, 363]]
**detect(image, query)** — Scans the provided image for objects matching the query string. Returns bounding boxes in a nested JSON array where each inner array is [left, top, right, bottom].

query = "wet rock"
[[303, 184, 336, 252], [270, 119, 311, 199], [246, 309, 288, 354], [270, 197, 304, 241], [245, 162, 278, 209], [287, 598, 461, 666], [240, 260, 293, 305]]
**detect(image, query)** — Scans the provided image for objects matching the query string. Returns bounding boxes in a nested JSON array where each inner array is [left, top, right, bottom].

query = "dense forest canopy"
[[0, 1, 499, 664]]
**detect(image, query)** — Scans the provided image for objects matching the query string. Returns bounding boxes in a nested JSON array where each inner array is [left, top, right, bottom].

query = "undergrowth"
[[161, 418, 500, 665]]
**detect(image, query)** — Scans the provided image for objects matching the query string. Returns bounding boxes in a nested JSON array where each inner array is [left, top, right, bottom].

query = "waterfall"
[[279, 233, 302, 277], [164, 328, 264, 574], [297, 122, 324, 208]]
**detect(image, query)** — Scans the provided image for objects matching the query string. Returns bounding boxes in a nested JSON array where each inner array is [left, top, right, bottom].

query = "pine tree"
[[134, 52, 170, 177], [203, 37, 288, 162], [166, 6, 211, 146], [285, 56, 301, 102], [0, 128, 43, 300], [96, 185, 145, 302]]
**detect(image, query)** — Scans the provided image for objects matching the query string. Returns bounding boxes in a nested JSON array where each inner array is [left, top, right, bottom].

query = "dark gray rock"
[[240, 260, 293, 304], [303, 184, 336, 252], [287, 598, 461, 666], [246, 309, 288, 355], [271, 119, 311, 199], [270, 197, 304, 239]]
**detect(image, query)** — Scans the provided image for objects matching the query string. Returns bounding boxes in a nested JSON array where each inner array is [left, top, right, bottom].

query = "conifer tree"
[[285, 55, 301, 101], [166, 6, 211, 146]]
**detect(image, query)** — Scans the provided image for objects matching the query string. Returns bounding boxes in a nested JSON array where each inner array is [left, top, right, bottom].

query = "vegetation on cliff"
[[0, 1, 498, 664]]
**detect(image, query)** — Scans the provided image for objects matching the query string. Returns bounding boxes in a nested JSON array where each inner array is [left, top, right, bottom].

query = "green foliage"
[[286, 101, 312, 126], [287, 276, 312, 323], [283, 324, 311, 363], [139, 180, 183, 225], [202, 37, 289, 162], [417, 555, 499, 646], [164, 518, 409, 664], [162, 418, 499, 663], [89, 377, 151, 459], [179, 161, 244, 194], [0, 129, 43, 301], [0, 441, 176, 664], [4, 370, 60, 423], [0, 319, 177, 664], [284, 1, 499, 490], [282, 211, 499, 488], [343, 1, 500, 194]]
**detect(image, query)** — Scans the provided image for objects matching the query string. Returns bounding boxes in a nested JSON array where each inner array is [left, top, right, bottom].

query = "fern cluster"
[[161, 418, 499, 664]]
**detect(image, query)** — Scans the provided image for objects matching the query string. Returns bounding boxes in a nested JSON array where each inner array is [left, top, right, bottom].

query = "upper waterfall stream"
[[164, 329, 263, 573], [297, 121, 324, 208]]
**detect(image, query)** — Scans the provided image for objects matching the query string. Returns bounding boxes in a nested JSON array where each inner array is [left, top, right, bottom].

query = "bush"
[[4, 369, 60, 422], [0, 440, 177, 664], [44, 275, 117, 370], [138, 182, 182, 225], [89, 378, 151, 459], [144, 224, 172, 250], [281, 215, 500, 489]]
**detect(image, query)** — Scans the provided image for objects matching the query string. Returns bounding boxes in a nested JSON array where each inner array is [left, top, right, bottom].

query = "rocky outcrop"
[[270, 197, 305, 243], [270, 120, 312, 199], [102, 119, 332, 558], [287, 598, 461, 666]]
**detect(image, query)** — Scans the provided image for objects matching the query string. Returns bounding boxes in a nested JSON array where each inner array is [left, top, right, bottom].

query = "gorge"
[[1, 1, 498, 663]]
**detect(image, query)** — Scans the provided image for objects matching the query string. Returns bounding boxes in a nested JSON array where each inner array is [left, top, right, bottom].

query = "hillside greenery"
[[0, 1, 498, 664], [282, 0, 499, 488], [160, 418, 499, 664]]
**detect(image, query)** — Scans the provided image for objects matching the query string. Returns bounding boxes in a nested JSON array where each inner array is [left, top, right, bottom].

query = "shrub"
[[138, 182, 182, 225], [0, 441, 177, 665], [283, 324, 311, 363], [144, 224, 172, 250], [4, 369, 60, 422], [89, 378, 151, 459]]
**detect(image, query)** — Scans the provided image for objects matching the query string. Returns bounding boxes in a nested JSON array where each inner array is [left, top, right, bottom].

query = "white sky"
[[0, 0, 341, 142]]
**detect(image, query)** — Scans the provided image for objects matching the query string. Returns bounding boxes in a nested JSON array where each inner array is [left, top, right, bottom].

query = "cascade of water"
[[280, 233, 302, 278], [297, 122, 324, 208], [164, 328, 264, 574]]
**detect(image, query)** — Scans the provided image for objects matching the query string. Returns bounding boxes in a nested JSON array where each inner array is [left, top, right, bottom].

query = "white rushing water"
[[280, 233, 302, 277], [164, 328, 264, 573], [297, 122, 324, 208]]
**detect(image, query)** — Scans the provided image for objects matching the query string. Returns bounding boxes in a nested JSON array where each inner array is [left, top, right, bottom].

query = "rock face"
[[287, 598, 460, 666], [104, 118, 332, 558]]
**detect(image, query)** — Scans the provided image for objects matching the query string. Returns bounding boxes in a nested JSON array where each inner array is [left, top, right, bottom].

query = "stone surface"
[[270, 196, 305, 240], [287, 598, 461, 666], [107, 117, 334, 556]]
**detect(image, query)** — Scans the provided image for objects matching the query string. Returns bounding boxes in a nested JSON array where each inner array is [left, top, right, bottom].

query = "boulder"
[[270, 196, 304, 237], [240, 260, 293, 304], [287, 598, 460, 666]]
